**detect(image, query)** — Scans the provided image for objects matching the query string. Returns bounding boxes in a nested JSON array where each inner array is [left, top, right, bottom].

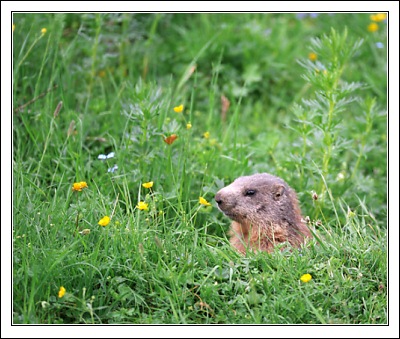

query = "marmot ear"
[[273, 184, 285, 201]]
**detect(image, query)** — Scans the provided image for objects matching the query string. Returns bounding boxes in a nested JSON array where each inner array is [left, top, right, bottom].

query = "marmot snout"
[[215, 173, 311, 254]]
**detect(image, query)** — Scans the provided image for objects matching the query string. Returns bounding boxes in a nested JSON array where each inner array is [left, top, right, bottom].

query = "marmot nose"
[[215, 192, 223, 205]]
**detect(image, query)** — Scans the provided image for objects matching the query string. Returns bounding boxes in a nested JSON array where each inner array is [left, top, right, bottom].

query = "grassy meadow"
[[12, 13, 387, 324]]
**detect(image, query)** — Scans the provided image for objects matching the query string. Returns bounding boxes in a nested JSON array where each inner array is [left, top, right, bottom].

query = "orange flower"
[[72, 182, 88, 191], [164, 134, 178, 145]]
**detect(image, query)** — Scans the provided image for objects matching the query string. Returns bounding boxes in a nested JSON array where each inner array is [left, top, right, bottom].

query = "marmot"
[[215, 173, 311, 254]]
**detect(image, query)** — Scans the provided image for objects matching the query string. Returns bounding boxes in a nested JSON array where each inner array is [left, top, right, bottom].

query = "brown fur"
[[215, 173, 311, 254]]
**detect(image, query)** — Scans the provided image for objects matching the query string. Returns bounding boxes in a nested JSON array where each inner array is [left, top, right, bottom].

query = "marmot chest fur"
[[215, 173, 311, 254]]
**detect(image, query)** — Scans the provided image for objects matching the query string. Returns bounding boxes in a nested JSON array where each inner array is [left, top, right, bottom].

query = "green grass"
[[12, 13, 387, 324]]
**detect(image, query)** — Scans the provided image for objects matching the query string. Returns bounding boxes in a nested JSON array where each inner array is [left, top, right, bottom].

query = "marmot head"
[[215, 173, 302, 227]]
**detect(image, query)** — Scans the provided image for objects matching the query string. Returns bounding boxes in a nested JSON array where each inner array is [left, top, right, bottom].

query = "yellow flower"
[[137, 201, 149, 211], [186, 123, 192, 130], [41, 27, 47, 34], [308, 52, 317, 62], [79, 181, 88, 189], [174, 105, 184, 113], [58, 286, 66, 298], [370, 13, 386, 22], [98, 216, 110, 227], [13, 24, 15, 32], [367, 22, 379, 32], [300, 273, 312, 283], [199, 197, 211, 206], [72, 181, 88, 192], [142, 181, 154, 189], [203, 131, 210, 139]]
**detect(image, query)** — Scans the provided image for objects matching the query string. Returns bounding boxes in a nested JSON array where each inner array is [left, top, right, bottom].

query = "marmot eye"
[[245, 189, 256, 196]]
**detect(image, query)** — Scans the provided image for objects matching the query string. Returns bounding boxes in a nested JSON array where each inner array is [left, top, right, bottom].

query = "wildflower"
[[163, 134, 178, 145], [108, 164, 118, 173], [13, 24, 15, 32], [199, 197, 211, 206], [58, 286, 66, 298], [370, 13, 386, 22], [41, 28, 47, 34], [367, 22, 379, 32], [375, 42, 384, 49], [98, 70, 106, 78], [137, 201, 149, 211], [98, 216, 110, 226], [308, 52, 317, 62], [203, 131, 210, 139], [98, 152, 115, 160], [79, 229, 91, 235], [174, 105, 184, 113], [186, 123, 192, 130], [72, 181, 88, 192], [142, 181, 154, 189], [300, 274, 312, 283]]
